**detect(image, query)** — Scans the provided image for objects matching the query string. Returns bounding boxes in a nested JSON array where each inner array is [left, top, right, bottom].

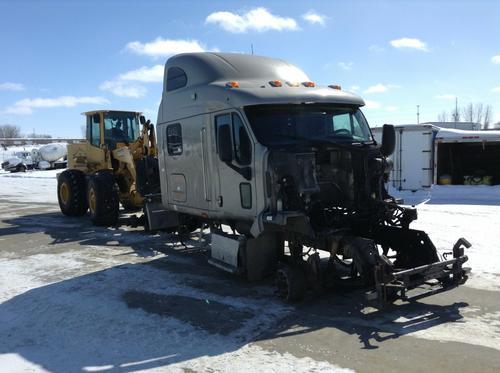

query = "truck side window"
[[167, 123, 183, 155], [91, 114, 100, 147], [166, 67, 187, 91], [232, 113, 251, 165], [215, 114, 231, 153]]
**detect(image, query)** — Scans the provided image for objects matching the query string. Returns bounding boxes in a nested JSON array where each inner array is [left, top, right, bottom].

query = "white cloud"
[[302, 10, 327, 26], [435, 94, 456, 100], [101, 64, 165, 98], [390, 37, 428, 51], [0, 82, 25, 91], [338, 62, 353, 71], [99, 81, 147, 98], [364, 84, 388, 94], [492, 55, 500, 64], [205, 7, 298, 33], [364, 100, 381, 109], [119, 65, 164, 83], [492, 86, 500, 93], [4, 96, 109, 115], [386, 106, 398, 112], [126, 38, 206, 58], [349, 85, 360, 92]]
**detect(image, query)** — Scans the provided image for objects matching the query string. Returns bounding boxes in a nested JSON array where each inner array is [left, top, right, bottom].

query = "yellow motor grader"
[[57, 110, 158, 226]]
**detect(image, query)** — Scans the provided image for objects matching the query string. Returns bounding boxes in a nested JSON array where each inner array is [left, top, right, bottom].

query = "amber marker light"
[[269, 80, 283, 87], [302, 81, 316, 87], [225, 81, 240, 88], [329, 84, 342, 90]]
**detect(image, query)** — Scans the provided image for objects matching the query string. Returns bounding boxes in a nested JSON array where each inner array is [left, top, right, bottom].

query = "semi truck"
[[59, 52, 471, 303]]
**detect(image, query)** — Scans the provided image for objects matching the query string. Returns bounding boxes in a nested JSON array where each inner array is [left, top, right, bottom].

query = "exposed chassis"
[[267, 202, 471, 304]]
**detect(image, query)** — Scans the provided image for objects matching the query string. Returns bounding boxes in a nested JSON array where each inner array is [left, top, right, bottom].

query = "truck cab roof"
[[159, 53, 365, 123], [82, 110, 142, 116]]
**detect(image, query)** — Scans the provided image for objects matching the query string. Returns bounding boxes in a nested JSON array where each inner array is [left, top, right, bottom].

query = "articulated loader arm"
[[140, 117, 157, 157]]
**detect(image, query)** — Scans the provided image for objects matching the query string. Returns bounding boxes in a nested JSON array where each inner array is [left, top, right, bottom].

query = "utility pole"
[[251, 43, 254, 55], [454, 97, 458, 122], [417, 105, 420, 124]]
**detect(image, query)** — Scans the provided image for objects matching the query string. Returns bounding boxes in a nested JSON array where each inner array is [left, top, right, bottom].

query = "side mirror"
[[140, 115, 146, 125], [217, 124, 233, 162], [381, 124, 395, 157]]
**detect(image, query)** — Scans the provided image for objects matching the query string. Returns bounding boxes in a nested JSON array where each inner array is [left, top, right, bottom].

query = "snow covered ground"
[[390, 185, 500, 292], [0, 169, 59, 203], [0, 174, 499, 372]]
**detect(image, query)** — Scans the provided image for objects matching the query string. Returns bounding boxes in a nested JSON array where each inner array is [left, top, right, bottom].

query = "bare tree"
[[441, 102, 494, 129], [460, 102, 493, 129], [437, 110, 449, 122], [26, 132, 52, 138], [0, 124, 21, 138], [461, 103, 474, 122], [483, 105, 493, 129]]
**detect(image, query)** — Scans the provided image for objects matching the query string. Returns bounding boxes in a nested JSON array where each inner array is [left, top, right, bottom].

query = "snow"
[[0, 169, 60, 203], [0, 240, 349, 372], [0, 176, 499, 370], [390, 185, 500, 291]]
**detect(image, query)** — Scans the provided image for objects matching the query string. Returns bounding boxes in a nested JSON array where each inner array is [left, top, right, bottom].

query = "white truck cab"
[[153, 53, 470, 302]]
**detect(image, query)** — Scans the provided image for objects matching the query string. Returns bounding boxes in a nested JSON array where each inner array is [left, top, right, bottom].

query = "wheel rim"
[[59, 182, 69, 205], [88, 187, 97, 214]]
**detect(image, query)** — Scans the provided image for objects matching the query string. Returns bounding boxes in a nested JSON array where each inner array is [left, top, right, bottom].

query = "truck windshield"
[[244, 104, 373, 147], [104, 112, 141, 144]]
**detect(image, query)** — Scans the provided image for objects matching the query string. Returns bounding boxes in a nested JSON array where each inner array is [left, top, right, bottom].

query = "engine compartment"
[[267, 144, 389, 234]]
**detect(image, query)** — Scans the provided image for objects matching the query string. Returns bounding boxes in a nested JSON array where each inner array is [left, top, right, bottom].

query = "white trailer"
[[434, 128, 500, 185], [372, 125, 500, 189], [372, 124, 437, 191]]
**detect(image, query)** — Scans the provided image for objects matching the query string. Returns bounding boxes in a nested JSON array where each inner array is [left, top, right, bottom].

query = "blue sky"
[[1, 0, 499, 137]]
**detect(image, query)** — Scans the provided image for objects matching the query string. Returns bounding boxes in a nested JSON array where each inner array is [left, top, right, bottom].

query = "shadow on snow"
[[0, 210, 470, 371]]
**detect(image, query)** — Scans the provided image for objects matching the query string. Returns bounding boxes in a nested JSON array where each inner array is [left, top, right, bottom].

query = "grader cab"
[[57, 110, 158, 225]]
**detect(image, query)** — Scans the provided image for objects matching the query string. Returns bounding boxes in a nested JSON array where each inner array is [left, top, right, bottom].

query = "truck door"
[[213, 112, 256, 219]]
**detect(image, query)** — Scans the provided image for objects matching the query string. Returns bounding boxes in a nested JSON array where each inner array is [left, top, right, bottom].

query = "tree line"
[[437, 102, 495, 129], [0, 124, 51, 138]]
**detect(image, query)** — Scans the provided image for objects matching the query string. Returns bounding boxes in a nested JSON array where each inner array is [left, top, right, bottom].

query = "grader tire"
[[58, 169, 88, 216], [87, 172, 119, 226]]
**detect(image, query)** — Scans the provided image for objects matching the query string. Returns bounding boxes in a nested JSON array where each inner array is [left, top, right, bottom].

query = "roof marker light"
[[225, 81, 240, 88], [302, 81, 316, 87], [286, 81, 300, 87], [329, 84, 342, 90], [269, 80, 283, 87]]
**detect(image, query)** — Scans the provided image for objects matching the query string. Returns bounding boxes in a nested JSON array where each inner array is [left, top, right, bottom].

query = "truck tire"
[[87, 172, 119, 226], [58, 169, 88, 216], [276, 265, 307, 302]]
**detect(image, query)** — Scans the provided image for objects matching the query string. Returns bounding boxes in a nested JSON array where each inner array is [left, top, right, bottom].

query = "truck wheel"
[[16, 164, 27, 172], [58, 169, 88, 216], [276, 265, 307, 302], [87, 172, 119, 226]]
